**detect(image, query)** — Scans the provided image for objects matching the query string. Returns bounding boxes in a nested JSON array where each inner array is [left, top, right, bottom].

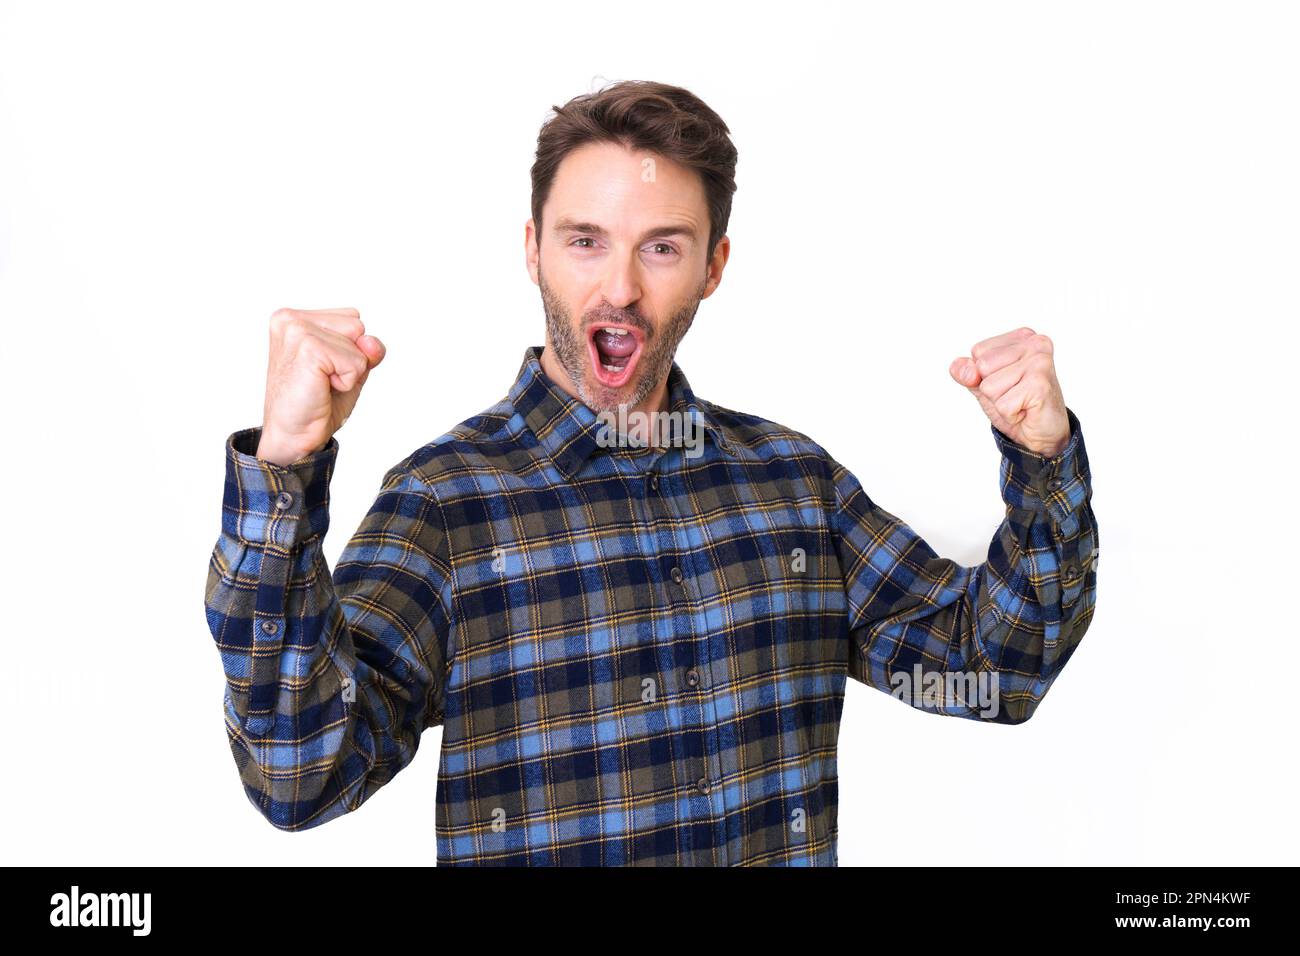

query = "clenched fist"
[[256, 307, 386, 466], [949, 327, 1070, 458]]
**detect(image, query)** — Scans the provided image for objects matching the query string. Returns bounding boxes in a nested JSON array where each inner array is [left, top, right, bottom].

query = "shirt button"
[[685, 668, 700, 688], [275, 491, 294, 510], [260, 619, 279, 635], [648, 473, 659, 491], [1046, 477, 1063, 492], [695, 777, 711, 795], [670, 567, 684, 584], [1063, 563, 1079, 582]]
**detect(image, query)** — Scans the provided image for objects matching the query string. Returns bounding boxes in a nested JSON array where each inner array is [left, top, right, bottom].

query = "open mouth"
[[587, 323, 644, 389]]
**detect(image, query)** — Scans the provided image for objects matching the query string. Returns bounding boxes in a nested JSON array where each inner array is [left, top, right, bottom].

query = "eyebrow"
[[552, 217, 698, 244]]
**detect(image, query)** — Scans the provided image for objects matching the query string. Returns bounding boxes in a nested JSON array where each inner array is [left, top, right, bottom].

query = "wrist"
[[255, 427, 320, 467], [1033, 434, 1070, 458]]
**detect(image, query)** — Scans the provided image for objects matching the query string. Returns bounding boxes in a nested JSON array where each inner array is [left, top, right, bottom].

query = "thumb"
[[357, 334, 387, 367], [950, 356, 979, 387]]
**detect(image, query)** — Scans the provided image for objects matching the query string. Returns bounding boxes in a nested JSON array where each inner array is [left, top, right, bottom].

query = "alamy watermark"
[[49, 886, 151, 936], [594, 407, 705, 459], [889, 664, 1001, 718]]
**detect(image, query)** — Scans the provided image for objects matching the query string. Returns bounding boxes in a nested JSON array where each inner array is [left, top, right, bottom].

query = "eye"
[[570, 237, 597, 249], [648, 243, 678, 257]]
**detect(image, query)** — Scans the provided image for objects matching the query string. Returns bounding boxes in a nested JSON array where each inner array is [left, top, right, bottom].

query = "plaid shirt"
[[205, 345, 1098, 865]]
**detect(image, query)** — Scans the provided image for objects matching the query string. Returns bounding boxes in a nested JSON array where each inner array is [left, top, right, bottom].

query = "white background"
[[2, 0, 1296, 866]]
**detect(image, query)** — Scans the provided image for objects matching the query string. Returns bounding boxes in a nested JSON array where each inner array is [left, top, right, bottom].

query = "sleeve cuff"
[[222, 426, 339, 549], [991, 406, 1091, 524]]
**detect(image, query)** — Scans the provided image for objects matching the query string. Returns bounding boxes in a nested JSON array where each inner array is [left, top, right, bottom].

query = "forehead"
[[546, 140, 707, 227]]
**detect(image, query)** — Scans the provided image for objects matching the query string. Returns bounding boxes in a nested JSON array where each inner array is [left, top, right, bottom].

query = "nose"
[[599, 248, 643, 312]]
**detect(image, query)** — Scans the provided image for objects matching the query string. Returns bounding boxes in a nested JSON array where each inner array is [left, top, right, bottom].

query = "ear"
[[701, 234, 730, 299], [525, 217, 540, 286]]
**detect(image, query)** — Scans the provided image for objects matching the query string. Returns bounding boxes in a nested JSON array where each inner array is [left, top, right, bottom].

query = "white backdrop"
[[2, 0, 1295, 866]]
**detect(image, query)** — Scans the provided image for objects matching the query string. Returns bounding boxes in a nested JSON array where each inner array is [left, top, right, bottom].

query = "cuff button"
[[245, 714, 272, 736]]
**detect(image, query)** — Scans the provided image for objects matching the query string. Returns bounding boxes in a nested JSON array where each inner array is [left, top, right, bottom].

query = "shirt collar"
[[507, 345, 728, 478]]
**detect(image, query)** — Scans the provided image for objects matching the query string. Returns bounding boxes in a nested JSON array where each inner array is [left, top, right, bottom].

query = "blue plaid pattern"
[[204, 345, 1098, 865]]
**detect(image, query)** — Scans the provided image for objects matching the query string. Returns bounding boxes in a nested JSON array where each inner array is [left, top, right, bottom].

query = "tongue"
[[594, 329, 637, 359]]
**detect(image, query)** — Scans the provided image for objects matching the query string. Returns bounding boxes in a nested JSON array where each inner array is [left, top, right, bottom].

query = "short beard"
[[539, 268, 707, 414]]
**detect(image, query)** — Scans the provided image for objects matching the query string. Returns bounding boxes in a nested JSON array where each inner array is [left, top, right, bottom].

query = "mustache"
[[584, 310, 651, 337]]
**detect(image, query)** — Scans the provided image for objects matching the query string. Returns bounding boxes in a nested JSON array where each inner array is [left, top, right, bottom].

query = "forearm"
[[954, 405, 1098, 720], [961, 479, 1098, 721], [205, 532, 362, 829], [203, 426, 442, 830], [837, 407, 1097, 724]]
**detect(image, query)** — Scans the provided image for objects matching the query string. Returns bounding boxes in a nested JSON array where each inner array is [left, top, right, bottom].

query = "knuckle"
[[302, 331, 330, 359], [1032, 333, 1053, 353], [281, 316, 309, 344]]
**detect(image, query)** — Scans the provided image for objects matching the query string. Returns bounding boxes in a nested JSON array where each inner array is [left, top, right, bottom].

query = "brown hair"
[[531, 80, 738, 259]]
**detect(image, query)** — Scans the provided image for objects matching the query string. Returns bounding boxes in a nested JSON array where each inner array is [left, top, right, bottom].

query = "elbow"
[[235, 772, 355, 832], [246, 787, 342, 833], [982, 679, 1044, 724], [990, 704, 1037, 725], [227, 726, 358, 832]]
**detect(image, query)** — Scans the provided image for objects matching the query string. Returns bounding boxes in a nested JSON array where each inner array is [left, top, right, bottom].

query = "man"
[[204, 80, 1098, 866]]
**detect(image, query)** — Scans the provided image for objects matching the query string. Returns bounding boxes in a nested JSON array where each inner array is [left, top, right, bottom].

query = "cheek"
[[557, 274, 607, 314], [663, 272, 704, 309], [541, 270, 587, 317]]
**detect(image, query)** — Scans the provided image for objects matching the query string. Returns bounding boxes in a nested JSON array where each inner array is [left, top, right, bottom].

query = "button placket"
[[639, 456, 709, 845], [1052, 512, 1080, 546], [247, 610, 286, 736], [1059, 550, 1088, 606], [651, 458, 726, 858]]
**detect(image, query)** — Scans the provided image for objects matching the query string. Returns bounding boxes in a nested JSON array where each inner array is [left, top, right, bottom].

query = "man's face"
[[527, 141, 729, 413]]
